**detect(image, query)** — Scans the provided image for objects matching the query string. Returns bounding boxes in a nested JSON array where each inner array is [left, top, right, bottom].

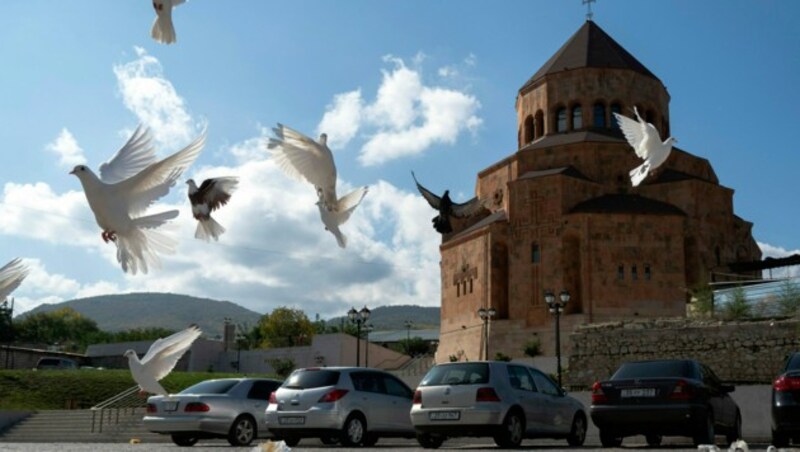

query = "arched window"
[[523, 115, 535, 144], [610, 103, 622, 131], [556, 107, 567, 132], [593, 102, 606, 128], [535, 110, 544, 138], [571, 105, 582, 130]]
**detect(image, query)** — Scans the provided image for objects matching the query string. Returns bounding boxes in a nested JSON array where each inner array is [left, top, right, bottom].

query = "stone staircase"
[[0, 409, 169, 443]]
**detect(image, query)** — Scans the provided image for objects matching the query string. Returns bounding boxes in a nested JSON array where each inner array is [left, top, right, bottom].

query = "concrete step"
[[0, 409, 169, 443]]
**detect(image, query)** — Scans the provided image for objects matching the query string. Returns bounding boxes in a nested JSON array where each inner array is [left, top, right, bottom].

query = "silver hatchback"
[[144, 377, 281, 447], [410, 361, 587, 448], [265, 367, 417, 447]]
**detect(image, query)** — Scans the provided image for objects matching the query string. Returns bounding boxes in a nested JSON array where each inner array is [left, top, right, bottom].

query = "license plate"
[[429, 410, 460, 421], [279, 416, 305, 425], [621, 388, 656, 398], [163, 401, 179, 412]]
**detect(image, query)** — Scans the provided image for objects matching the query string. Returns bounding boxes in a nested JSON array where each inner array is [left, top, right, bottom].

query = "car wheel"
[[340, 412, 366, 447], [567, 413, 587, 446], [646, 434, 662, 446], [416, 433, 445, 449], [599, 429, 623, 447], [693, 411, 715, 446], [171, 433, 199, 447], [772, 428, 790, 447], [227, 415, 257, 446], [282, 436, 300, 447], [726, 411, 742, 445], [362, 433, 379, 447], [493, 409, 524, 448], [320, 436, 339, 445]]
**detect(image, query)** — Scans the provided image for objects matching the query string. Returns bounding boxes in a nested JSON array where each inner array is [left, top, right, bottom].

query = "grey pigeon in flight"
[[0, 258, 29, 302], [70, 125, 206, 274], [186, 177, 239, 242], [125, 325, 202, 395], [151, 0, 185, 44], [268, 123, 368, 248], [614, 106, 677, 187], [412, 171, 485, 234]]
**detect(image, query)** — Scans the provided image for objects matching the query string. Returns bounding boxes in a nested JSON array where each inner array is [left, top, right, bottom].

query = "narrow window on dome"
[[644, 264, 652, 281], [617, 264, 624, 280], [535, 111, 544, 138], [610, 103, 622, 131], [531, 243, 540, 263], [593, 102, 606, 128], [524, 115, 535, 144], [556, 107, 567, 132], [572, 105, 582, 130], [631, 265, 638, 280], [456, 281, 460, 297]]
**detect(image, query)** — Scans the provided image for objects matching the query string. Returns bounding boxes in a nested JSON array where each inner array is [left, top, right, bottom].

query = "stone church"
[[435, 20, 761, 363]]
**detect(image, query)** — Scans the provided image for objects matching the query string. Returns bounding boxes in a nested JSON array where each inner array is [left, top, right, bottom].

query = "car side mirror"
[[720, 384, 735, 393]]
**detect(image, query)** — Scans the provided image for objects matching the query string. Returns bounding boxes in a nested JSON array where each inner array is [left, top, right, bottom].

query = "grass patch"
[[0, 369, 276, 410]]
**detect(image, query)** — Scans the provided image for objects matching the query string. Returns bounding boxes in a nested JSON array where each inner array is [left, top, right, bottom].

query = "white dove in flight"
[[151, 0, 185, 45], [268, 123, 368, 248], [186, 176, 239, 242], [614, 106, 677, 187], [0, 258, 29, 302], [70, 125, 206, 274], [125, 325, 202, 395]]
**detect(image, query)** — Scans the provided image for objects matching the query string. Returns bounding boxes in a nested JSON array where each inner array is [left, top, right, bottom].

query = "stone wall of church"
[[567, 318, 799, 388]]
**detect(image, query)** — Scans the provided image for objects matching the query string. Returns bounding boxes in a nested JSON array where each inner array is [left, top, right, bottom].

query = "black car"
[[590, 359, 741, 447], [772, 351, 800, 446]]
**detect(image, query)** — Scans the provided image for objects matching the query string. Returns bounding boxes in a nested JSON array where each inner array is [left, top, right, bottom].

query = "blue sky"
[[2, 1, 799, 319]]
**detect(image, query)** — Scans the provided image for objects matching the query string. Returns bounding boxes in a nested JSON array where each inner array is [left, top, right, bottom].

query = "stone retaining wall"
[[567, 317, 800, 388]]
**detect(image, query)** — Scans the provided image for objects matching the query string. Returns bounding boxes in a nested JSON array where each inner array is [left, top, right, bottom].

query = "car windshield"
[[612, 360, 695, 380], [419, 363, 490, 386], [786, 353, 800, 372], [283, 370, 340, 389], [180, 380, 238, 395]]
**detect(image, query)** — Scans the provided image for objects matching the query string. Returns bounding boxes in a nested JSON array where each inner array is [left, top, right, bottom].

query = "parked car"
[[590, 359, 741, 447], [143, 377, 282, 447], [34, 357, 79, 370], [410, 361, 587, 449], [265, 367, 416, 447], [772, 351, 800, 446]]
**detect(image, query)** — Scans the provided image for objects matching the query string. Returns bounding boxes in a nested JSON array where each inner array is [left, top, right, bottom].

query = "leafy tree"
[[722, 286, 750, 320], [0, 299, 14, 342], [691, 282, 715, 316], [268, 357, 296, 378], [258, 307, 315, 348], [14, 307, 102, 351], [778, 281, 800, 316], [398, 337, 431, 357]]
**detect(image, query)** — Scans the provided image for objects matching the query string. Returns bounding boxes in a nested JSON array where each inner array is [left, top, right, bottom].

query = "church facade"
[[435, 21, 761, 363]]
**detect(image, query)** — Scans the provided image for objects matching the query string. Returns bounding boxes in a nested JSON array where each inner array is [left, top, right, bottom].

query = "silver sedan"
[[144, 377, 282, 447]]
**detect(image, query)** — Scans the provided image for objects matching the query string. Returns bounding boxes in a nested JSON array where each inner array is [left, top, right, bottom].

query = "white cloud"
[[46, 128, 85, 168], [758, 241, 800, 278], [113, 47, 197, 151], [317, 55, 483, 167]]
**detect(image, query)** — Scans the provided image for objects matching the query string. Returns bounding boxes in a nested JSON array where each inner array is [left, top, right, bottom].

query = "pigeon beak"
[[68, 169, 76, 175]]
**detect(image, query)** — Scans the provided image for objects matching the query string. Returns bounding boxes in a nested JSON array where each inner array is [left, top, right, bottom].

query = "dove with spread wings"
[[125, 325, 202, 395], [186, 177, 239, 242], [614, 107, 677, 187], [412, 171, 486, 234], [70, 125, 206, 274], [268, 124, 368, 248], [151, 0, 185, 45]]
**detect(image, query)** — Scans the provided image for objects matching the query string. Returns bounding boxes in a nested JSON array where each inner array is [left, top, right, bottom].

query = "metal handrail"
[[90, 385, 146, 433]]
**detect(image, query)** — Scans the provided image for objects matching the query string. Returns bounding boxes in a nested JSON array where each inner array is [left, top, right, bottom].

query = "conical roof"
[[520, 21, 658, 93]]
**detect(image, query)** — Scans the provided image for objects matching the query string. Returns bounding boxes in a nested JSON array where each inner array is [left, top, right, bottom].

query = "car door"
[[699, 363, 733, 428], [247, 380, 280, 430], [350, 371, 391, 431], [381, 373, 415, 432], [529, 368, 572, 434], [506, 364, 547, 433]]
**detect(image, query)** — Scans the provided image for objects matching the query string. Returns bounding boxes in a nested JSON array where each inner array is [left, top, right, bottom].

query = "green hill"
[[326, 304, 440, 331], [20, 293, 263, 339]]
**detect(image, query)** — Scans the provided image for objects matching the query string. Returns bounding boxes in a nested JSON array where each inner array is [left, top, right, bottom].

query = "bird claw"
[[101, 231, 117, 243]]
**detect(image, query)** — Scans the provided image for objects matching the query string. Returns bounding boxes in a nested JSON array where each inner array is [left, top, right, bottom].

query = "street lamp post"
[[477, 307, 497, 360], [365, 324, 373, 367], [544, 289, 571, 388], [348, 306, 371, 367]]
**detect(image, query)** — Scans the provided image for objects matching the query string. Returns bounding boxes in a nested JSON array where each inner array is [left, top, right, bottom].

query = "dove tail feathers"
[[116, 213, 178, 275], [629, 162, 650, 187], [333, 228, 347, 248], [151, 14, 176, 44], [195, 217, 226, 242]]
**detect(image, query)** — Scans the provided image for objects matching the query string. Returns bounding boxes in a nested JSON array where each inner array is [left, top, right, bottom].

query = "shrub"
[[723, 286, 750, 320], [778, 281, 800, 316], [267, 358, 296, 378], [494, 352, 512, 362], [523, 338, 541, 357]]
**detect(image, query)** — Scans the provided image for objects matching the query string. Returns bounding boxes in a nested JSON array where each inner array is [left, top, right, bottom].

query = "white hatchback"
[[410, 361, 587, 448]]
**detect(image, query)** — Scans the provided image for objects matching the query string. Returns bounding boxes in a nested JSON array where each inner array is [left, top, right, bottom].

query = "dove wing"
[[268, 124, 337, 191], [173, 0, 186, 6], [614, 113, 649, 159], [411, 171, 442, 209], [451, 197, 487, 218], [0, 258, 29, 301], [198, 177, 238, 212], [334, 186, 368, 225], [99, 125, 158, 184], [141, 326, 202, 381], [113, 130, 206, 216]]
